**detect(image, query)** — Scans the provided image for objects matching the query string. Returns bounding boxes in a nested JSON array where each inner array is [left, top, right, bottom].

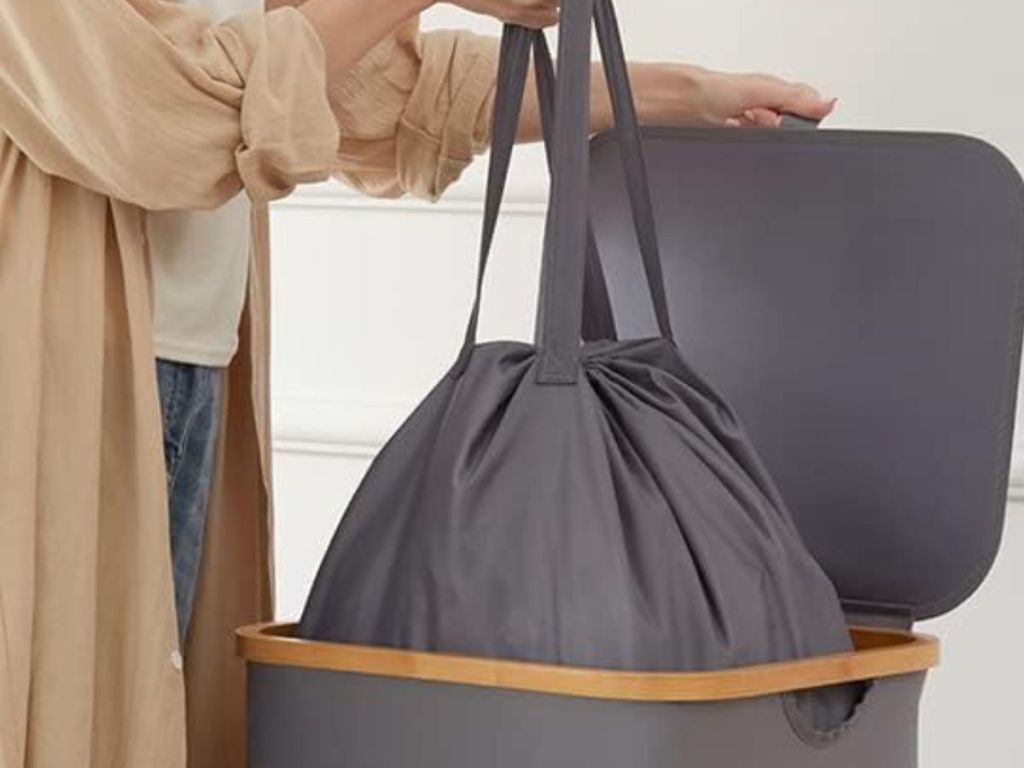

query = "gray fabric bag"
[[298, 0, 854, 721]]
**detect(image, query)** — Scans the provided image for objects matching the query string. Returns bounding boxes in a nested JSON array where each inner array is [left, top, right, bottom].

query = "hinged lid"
[[588, 127, 1024, 622]]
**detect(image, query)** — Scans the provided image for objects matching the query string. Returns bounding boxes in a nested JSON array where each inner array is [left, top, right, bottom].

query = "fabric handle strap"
[[454, 0, 670, 382], [591, 0, 672, 338], [452, 25, 534, 375], [536, 0, 673, 383], [532, 31, 620, 346]]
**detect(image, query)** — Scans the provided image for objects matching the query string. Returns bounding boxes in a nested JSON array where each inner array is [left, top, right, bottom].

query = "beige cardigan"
[[0, 3, 497, 767]]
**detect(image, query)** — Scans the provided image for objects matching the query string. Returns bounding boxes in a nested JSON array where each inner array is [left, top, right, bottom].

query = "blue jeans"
[[157, 359, 223, 648]]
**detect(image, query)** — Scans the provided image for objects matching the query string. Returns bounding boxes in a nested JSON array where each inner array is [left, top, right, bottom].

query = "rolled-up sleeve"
[[0, 0, 339, 209], [330, 19, 499, 201]]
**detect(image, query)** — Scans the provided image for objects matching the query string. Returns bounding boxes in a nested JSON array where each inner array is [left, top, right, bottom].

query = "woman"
[[0, 1, 834, 766]]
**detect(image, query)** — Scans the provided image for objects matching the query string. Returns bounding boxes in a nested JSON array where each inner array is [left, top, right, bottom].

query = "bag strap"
[[454, 0, 670, 382], [536, 0, 671, 383], [592, 0, 672, 339], [452, 25, 534, 376], [533, 31, 619, 346], [453, 23, 612, 377]]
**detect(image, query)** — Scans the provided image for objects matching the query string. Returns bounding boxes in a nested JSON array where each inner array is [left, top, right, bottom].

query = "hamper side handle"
[[780, 113, 823, 130]]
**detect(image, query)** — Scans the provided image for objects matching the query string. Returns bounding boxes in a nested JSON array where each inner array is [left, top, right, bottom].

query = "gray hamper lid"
[[588, 127, 1024, 623]]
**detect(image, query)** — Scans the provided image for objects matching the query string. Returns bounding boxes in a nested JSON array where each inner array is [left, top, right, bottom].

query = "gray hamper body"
[[239, 47, 1024, 768], [247, 662, 925, 768]]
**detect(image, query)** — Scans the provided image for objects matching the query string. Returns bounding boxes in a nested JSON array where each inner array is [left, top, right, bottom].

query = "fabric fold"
[[0, 2, 339, 209], [330, 20, 499, 200]]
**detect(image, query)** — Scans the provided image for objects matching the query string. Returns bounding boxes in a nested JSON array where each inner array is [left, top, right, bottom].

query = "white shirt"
[[148, 0, 264, 367]]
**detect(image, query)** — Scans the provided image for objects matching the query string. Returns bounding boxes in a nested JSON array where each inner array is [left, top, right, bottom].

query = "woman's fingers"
[[525, 0, 559, 28], [569, 58, 835, 130], [742, 74, 836, 121], [450, 0, 559, 29], [518, 6, 559, 29], [677, 67, 836, 129], [743, 108, 783, 128]]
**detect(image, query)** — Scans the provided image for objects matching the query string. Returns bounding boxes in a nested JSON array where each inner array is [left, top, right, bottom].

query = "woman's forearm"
[[279, 0, 834, 144], [296, 0, 433, 83], [515, 62, 626, 143], [518, 59, 834, 139]]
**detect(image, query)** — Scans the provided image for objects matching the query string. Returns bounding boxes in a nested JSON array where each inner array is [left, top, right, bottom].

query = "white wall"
[[919, 504, 1024, 768], [269, 2, 1024, 766]]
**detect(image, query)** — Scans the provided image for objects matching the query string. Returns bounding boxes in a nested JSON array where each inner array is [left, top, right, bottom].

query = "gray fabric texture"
[[298, 0, 854, 727]]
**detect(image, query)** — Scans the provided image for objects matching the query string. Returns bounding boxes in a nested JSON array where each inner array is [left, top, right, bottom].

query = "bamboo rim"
[[237, 623, 939, 703]]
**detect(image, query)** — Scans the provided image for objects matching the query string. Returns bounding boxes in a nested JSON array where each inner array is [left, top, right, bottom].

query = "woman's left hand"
[[628, 62, 836, 128]]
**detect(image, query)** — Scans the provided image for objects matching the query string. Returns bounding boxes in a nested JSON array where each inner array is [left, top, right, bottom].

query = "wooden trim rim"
[[236, 623, 939, 703]]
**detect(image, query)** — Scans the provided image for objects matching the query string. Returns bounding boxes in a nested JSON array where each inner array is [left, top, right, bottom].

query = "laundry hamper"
[[239, 32, 1024, 768]]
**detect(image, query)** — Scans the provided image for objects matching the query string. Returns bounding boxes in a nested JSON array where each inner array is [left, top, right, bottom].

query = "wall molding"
[[1011, 450, 1024, 501], [276, 179, 547, 217], [273, 396, 411, 459], [273, 182, 1024, 502], [272, 395, 1024, 501]]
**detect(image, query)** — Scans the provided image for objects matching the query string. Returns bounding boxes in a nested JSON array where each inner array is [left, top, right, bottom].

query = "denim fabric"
[[157, 359, 223, 648]]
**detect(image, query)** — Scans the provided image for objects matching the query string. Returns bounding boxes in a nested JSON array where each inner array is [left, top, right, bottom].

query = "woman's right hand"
[[444, 0, 558, 28]]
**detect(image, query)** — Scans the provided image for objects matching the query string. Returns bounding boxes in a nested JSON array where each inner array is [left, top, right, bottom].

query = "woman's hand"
[[520, 59, 836, 142], [627, 63, 836, 129], [444, 0, 558, 29]]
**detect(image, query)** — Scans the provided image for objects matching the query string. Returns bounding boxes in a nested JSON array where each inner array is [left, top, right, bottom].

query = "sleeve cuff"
[[395, 30, 499, 201], [227, 8, 340, 202]]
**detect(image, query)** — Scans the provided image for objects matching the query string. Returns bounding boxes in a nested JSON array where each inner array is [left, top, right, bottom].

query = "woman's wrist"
[[626, 62, 836, 129], [628, 62, 709, 127], [589, 62, 707, 133], [527, 38, 836, 139]]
